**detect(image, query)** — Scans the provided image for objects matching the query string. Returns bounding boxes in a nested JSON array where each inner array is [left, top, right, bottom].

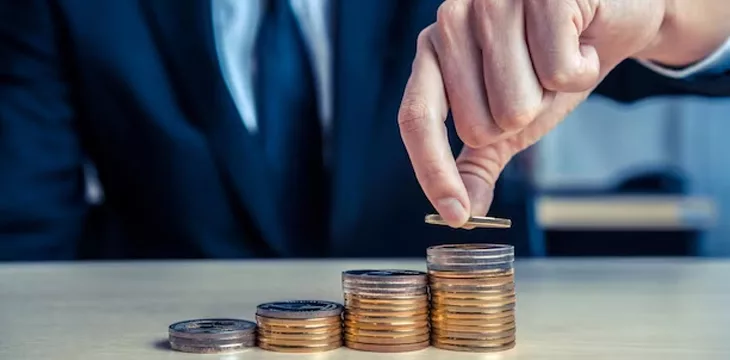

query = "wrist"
[[635, 0, 730, 68]]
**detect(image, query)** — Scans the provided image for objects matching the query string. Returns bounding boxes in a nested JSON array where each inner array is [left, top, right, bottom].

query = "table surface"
[[2, 258, 729, 360]]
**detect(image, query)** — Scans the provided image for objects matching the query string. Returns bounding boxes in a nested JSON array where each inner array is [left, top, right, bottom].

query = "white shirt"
[[211, 0, 730, 135]]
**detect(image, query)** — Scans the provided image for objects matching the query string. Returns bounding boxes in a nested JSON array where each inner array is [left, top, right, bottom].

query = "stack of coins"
[[255, 300, 343, 353], [342, 270, 430, 352], [168, 318, 256, 354], [427, 244, 517, 352]]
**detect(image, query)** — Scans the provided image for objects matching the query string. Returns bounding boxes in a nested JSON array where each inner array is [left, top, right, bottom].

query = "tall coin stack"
[[342, 270, 430, 352], [255, 300, 343, 353], [427, 244, 517, 352]]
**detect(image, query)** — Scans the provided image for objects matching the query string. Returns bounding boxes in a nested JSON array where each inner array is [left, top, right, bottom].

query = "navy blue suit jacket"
[[1, 0, 729, 261]]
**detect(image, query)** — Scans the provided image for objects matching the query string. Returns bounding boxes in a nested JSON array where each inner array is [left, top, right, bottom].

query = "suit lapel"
[[141, 0, 286, 256]]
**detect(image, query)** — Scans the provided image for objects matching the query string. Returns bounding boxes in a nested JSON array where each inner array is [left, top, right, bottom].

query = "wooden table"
[[1, 258, 729, 359]]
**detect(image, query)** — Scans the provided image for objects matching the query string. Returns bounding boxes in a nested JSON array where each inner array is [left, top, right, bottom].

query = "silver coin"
[[427, 244, 514, 258], [424, 214, 512, 228], [426, 262, 514, 272], [343, 281, 428, 289], [256, 300, 344, 319], [168, 336, 256, 347], [169, 339, 255, 354], [343, 287, 428, 296], [342, 269, 427, 282], [168, 319, 256, 340]]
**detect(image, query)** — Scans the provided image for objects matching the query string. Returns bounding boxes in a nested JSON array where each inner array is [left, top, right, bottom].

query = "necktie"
[[254, 0, 327, 255]]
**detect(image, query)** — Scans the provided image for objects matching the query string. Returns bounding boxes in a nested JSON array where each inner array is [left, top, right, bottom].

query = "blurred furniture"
[[534, 193, 716, 257], [2, 259, 729, 359]]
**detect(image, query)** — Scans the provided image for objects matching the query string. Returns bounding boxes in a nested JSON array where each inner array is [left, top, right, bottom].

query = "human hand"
[[398, 0, 670, 227]]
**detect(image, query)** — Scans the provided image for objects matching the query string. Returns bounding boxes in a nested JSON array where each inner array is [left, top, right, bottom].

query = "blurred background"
[[530, 95, 727, 257], [2, 1, 729, 261]]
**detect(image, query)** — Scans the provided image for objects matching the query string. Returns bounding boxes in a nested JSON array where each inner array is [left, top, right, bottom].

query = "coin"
[[431, 338, 516, 353], [427, 243, 517, 353], [255, 315, 342, 328], [167, 318, 256, 354], [342, 270, 428, 284], [343, 318, 429, 330], [345, 293, 428, 303], [344, 332, 430, 345], [255, 300, 343, 353], [256, 300, 344, 319], [345, 327, 430, 337], [424, 214, 512, 228], [345, 340, 430, 353], [258, 341, 343, 353], [341, 269, 431, 353]]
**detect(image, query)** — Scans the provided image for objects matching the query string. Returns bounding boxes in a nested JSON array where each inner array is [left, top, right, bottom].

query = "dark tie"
[[254, 0, 327, 256]]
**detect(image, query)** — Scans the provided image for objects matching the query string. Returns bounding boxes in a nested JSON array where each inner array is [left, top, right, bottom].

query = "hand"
[[398, 0, 669, 227]]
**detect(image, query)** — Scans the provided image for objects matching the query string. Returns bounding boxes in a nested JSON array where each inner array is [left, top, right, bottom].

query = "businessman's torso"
[[57, 0, 530, 259]]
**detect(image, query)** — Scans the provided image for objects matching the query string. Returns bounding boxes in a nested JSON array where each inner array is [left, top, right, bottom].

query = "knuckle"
[[435, 0, 468, 44], [416, 26, 433, 50], [493, 106, 538, 131], [457, 122, 492, 148], [398, 99, 431, 135], [539, 67, 576, 91], [472, 0, 501, 14], [436, 0, 467, 24]]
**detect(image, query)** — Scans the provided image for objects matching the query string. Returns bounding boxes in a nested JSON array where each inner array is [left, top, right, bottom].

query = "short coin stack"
[[427, 244, 517, 352], [342, 270, 430, 352], [255, 300, 343, 353], [168, 318, 256, 354]]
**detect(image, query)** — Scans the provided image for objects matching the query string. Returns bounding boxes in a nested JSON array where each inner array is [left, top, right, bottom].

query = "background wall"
[[534, 95, 730, 256]]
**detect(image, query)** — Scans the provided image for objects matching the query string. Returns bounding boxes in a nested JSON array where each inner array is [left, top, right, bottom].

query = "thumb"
[[455, 143, 512, 219], [525, 0, 601, 92]]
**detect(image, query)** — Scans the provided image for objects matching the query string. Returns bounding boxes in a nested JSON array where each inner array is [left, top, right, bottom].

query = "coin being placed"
[[167, 318, 256, 354], [424, 214, 511, 228], [256, 300, 344, 319]]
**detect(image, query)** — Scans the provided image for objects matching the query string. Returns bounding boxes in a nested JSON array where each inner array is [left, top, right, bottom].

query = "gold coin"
[[344, 332, 430, 345], [429, 285, 514, 296], [431, 302, 515, 313], [432, 327, 516, 340], [430, 309, 515, 321], [431, 319, 515, 332], [345, 313, 429, 324], [257, 341, 342, 353], [431, 338, 515, 353], [428, 268, 513, 279], [431, 335, 516, 347], [430, 312, 515, 326], [345, 308, 429, 318], [345, 301, 429, 312], [256, 315, 341, 327], [424, 214, 511, 228], [430, 274, 514, 284], [431, 296, 516, 308], [431, 290, 515, 300], [344, 326, 429, 338], [344, 318, 429, 330], [257, 328, 342, 340], [255, 327, 341, 337], [257, 335, 342, 347], [344, 292, 429, 301], [256, 322, 341, 333], [345, 340, 430, 353]]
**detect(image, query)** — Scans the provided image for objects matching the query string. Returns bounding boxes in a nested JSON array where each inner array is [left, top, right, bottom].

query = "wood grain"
[[1, 258, 729, 359]]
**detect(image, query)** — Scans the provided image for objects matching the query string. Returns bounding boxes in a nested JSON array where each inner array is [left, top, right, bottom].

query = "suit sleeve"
[[0, 0, 88, 260], [594, 59, 730, 103]]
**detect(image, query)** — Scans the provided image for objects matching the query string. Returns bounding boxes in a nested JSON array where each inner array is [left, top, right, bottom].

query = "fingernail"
[[436, 197, 467, 226]]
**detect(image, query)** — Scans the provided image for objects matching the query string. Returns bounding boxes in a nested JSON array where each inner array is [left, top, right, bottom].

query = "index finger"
[[398, 27, 469, 227]]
